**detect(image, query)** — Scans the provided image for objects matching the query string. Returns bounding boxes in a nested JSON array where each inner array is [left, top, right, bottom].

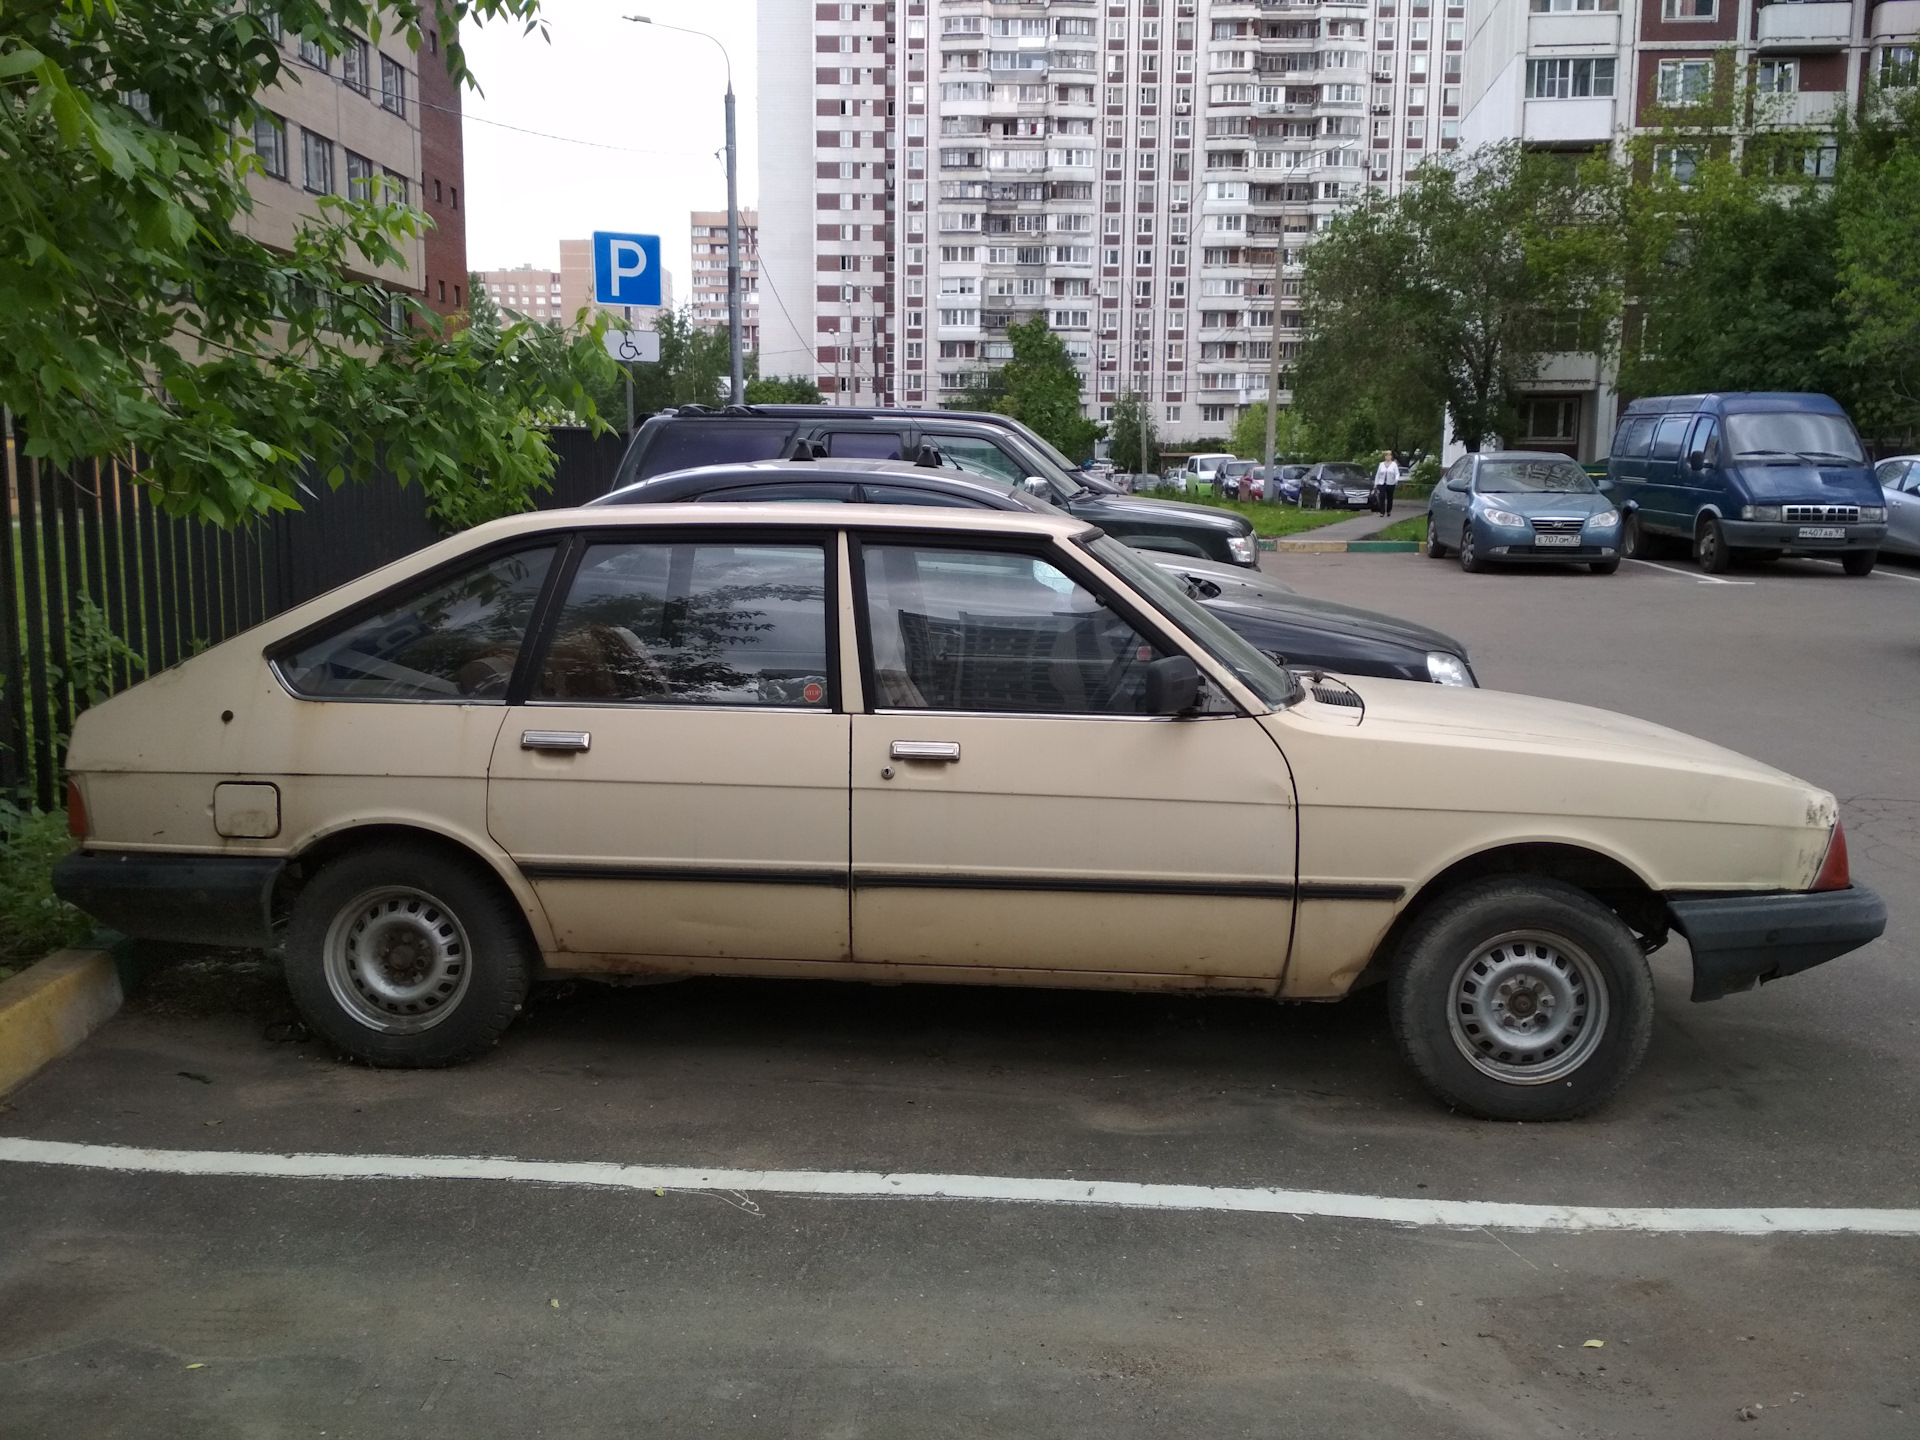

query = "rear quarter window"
[[1612, 417, 1654, 458], [637, 423, 797, 479]]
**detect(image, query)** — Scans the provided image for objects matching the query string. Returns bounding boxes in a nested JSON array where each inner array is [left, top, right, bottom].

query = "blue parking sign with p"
[[592, 231, 662, 307]]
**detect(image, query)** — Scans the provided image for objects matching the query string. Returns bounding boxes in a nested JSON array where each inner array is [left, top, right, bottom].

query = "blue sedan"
[[1427, 451, 1622, 575]]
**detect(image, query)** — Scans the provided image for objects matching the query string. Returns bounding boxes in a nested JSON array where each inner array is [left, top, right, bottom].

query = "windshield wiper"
[[1797, 451, 1859, 464], [1732, 449, 1806, 465]]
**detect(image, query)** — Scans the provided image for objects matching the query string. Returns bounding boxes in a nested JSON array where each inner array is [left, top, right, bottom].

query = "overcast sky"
[[460, 0, 759, 301]]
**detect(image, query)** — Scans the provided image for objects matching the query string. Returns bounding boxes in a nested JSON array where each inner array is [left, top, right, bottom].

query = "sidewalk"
[[1272, 502, 1427, 553]]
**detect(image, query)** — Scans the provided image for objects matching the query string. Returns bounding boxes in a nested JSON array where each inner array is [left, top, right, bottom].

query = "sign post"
[[601, 325, 661, 436]]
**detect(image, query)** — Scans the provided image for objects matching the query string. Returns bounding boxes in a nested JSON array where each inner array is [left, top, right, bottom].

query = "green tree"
[[1295, 145, 1623, 452], [1830, 85, 1920, 446], [746, 372, 824, 404], [1229, 400, 1304, 461], [948, 316, 1102, 461], [2, 0, 614, 529], [1108, 391, 1158, 474]]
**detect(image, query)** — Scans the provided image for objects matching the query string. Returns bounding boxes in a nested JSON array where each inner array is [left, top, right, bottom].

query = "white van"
[[1181, 453, 1236, 495]]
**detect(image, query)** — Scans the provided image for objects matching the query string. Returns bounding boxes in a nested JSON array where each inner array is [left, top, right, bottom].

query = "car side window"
[[697, 483, 857, 503], [861, 544, 1168, 715], [276, 547, 556, 701], [636, 424, 797, 479], [1446, 460, 1471, 490], [1613, 416, 1654, 458], [1651, 415, 1692, 459], [535, 541, 832, 708], [1685, 415, 1719, 466], [860, 485, 987, 509], [923, 435, 1028, 488], [823, 430, 906, 460]]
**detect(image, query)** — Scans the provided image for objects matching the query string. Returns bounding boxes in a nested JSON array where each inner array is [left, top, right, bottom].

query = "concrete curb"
[[0, 932, 133, 1097]]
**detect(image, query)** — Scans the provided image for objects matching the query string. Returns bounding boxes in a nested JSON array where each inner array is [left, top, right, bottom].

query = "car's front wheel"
[[1387, 877, 1654, 1120], [1842, 549, 1877, 577], [1696, 516, 1732, 573], [1458, 521, 1488, 573], [285, 844, 534, 1067]]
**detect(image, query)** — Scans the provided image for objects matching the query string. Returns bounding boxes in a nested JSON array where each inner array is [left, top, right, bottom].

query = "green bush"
[[0, 808, 94, 980]]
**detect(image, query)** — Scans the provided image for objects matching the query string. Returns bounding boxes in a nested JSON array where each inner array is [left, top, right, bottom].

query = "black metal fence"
[[0, 425, 629, 810]]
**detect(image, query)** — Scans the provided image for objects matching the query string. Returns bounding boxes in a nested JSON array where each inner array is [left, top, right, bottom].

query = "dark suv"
[[612, 405, 1260, 568]]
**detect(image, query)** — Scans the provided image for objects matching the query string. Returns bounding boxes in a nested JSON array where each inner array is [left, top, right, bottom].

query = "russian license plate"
[[1798, 526, 1845, 539], [1534, 534, 1579, 547]]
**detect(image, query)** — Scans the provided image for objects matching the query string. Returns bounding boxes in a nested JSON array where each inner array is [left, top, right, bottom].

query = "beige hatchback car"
[[56, 505, 1884, 1120]]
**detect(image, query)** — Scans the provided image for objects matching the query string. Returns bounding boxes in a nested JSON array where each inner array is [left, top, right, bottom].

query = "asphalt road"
[[1, 548, 1915, 1438]]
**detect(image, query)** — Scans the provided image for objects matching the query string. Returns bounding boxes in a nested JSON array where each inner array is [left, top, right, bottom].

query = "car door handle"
[[890, 740, 961, 762], [522, 730, 591, 753]]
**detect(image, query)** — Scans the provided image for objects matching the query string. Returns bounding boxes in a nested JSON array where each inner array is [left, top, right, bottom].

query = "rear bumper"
[[1668, 885, 1887, 1002], [53, 851, 282, 949]]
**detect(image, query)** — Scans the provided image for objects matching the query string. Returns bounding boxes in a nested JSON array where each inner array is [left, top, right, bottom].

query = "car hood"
[[1730, 463, 1882, 503], [1080, 493, 1250, 533], [1473, 490, 1612, 514], [1210, 590, 1468, 657]]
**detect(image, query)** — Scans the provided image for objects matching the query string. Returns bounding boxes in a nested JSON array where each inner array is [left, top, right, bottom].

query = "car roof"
[[591, 459, 1047, 510], [1474, 450, 1588, 464], [1620, 392, 1847, 417]]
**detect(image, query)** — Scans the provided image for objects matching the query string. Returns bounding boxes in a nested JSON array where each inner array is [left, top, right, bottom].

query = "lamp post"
[[626, 15, 744, 406]]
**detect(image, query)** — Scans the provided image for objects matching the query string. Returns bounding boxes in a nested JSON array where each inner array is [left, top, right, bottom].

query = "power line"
[[419, 97, 713, 158]]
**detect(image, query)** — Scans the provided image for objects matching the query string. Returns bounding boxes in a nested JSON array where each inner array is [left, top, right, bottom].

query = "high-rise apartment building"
[[760, 0, 1447, 444], [242, 15, 466, 311], [690, 210, 762, 351], [475, 251, 675, 331], [1459, 0, 1920, 459], [475, 264, 565, 322]]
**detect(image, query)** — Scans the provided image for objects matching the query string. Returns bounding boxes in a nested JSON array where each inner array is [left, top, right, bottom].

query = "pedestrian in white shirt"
[[1372, 451, 1402, 516]]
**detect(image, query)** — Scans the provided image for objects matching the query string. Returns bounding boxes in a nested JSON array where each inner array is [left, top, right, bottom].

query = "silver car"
[[1873, 456, 1920, 558]]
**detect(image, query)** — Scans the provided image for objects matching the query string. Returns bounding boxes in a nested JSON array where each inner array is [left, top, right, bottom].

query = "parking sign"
[[592, 231, 662, 307]]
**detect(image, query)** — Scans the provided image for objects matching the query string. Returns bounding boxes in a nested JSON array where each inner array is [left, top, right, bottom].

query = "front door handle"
[[890, 740, 961, 762], [522, 730, 591, 753]]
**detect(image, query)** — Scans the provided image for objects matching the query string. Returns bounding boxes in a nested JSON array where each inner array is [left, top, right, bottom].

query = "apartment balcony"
[[1755, 1, 1855, 50], [1763, 89, 1848, 126], [1871, 0, 1920, 38], [1527, 10, 1622, 46], [1522, 96, 1616, 146]]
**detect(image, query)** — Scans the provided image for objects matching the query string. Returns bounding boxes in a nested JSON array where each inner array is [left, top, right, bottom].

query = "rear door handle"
[[890, 740, 961, 762], [522, 730, 591, 753]]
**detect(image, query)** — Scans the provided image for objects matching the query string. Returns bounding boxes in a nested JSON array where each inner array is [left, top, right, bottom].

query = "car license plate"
[[1798, 526, 1845, 539], [1535, 534, 1578, 547]]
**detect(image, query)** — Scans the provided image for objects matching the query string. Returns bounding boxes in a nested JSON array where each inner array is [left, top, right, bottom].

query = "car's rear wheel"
[[1387, 877, 1654, 1120], [1842, 549, 1877, 577], [1696, 516, 1732, 573], [1458, 521, 1488, 573], [1426, 513, 1447, 559], [285, 845, 534, 1067]]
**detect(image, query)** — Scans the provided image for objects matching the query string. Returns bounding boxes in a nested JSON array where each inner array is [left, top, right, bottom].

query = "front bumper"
[[1668, 885, 1887, 1002], [1720, 519, 1886, 552], [53, 850, 283, 948], [1487, 542, 1617, 563]]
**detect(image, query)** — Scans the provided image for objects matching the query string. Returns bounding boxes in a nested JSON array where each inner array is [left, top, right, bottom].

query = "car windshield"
[[1322, 464, 1369, 483], [1087, 535, 1299, 709], [1475, 460, 1597, 494], [1724, 411, 1865, 465]]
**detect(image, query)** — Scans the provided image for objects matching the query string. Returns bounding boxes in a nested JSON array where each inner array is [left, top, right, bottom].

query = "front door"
[[847, 537, 1296, 985], [487, 531, 850, 965]]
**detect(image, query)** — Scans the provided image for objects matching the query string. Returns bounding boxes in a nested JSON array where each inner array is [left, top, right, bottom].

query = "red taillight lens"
[[66, 780, 89, 839], [1812, 821, 1850, 891]]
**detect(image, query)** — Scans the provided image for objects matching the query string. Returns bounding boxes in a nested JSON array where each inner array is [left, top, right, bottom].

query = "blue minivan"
[[1608, 393, 1889, 575]]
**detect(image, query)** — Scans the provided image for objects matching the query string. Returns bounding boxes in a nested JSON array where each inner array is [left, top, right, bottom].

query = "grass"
[[1375, 512, 1431, 544], [0, 808, 93, 980], [1150, 493, 1359, 538]]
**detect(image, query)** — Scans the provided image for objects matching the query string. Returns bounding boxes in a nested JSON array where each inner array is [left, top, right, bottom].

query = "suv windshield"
[[1476, 460, 1596, 493], [1724, 411, 1865, 465], [1087, 535, 1298, 709]]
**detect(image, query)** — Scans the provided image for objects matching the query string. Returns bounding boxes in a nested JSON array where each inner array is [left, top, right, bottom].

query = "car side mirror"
[[1448, 477, 1470, 491], [1687, 449, 1706, 470], [1143, 655, 1201, 716], [1022, 476, 1052, 498]]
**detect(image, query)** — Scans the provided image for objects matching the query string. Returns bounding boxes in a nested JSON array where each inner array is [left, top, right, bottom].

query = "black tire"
[[1842, 549, 1877, 577], [1312, 488, 1324, 511], [1620, 512, 1647, 561], [1695, 516, 1732, 574], [1387, 877, 1654, 1121], [1426, 513, 1447, 559], [1589, 558, 1620, 575], [284, 844, 534, 1067], [1458, 520, 1488, 573]]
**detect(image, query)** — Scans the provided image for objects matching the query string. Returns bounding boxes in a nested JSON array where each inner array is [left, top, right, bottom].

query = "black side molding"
[[53, 851, 283, 949], [1669, 885, 1887, 1002]]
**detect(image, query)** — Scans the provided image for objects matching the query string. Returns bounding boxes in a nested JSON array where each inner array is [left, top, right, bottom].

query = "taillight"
[[66, 779, 89, 840], [1812, 821, 1850, 891]]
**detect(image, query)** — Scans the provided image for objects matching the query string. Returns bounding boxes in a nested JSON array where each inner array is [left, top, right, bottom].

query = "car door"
[[847, 535, 1296, 983], [1644, 414, 1695, 534], [486, 529, 851, 965], [1434, 459, 1471, 545], [1681, 414, 1723, 521], [1876, 461, 1920, 555]]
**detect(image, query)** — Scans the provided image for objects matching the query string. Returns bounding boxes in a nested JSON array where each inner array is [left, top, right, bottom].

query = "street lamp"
[[626, 15, 744, 407]]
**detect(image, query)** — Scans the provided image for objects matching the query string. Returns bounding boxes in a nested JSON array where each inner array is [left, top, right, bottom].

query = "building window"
[[383, 168, 409, 203], [1654, 145, 1700, 184], [1662, 0, 1715, 16], [1526, 57, 1616, 98], [1529, 0, 1619, 10], [253, 111, 287, 179], [345, 149, 375, 200], [342, 36, 369, 93], [297, 35, 328, 70], [1656, 59, 1712, 106], [301, 129, 333, 194], [1879, 46, 1918, 86], [380, 54, 406, 116], [1521, 398, 1579, 441], [1755, 58, 1798, 95]]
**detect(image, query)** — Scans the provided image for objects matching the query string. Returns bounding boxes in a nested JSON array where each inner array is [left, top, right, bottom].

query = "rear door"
[[1643, 414, 1695, 534], [1880, 460, 1920, 554]]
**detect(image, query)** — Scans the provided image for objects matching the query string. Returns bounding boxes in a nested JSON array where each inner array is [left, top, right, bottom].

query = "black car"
[[610, 404, 1260, 568], [1298, 462, 1376, 510], [591, 460, 1479, 686]]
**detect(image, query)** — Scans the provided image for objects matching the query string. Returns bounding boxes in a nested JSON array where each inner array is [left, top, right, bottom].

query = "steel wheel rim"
[[323, 885, 473, 1034], [1460, 526, 1475, 566], [1446, 929, 1609, 1085]]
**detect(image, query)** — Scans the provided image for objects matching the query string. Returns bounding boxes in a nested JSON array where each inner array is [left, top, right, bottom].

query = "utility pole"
[[629, 15, 743, 404], [1261, 236, 1285, 484]]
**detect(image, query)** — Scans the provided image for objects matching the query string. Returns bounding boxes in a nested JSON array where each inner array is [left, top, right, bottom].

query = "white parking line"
[[3, 1136, 1916, 1236], [1798, 558, 1920, 584], [1623, 559, 1755, 586]]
